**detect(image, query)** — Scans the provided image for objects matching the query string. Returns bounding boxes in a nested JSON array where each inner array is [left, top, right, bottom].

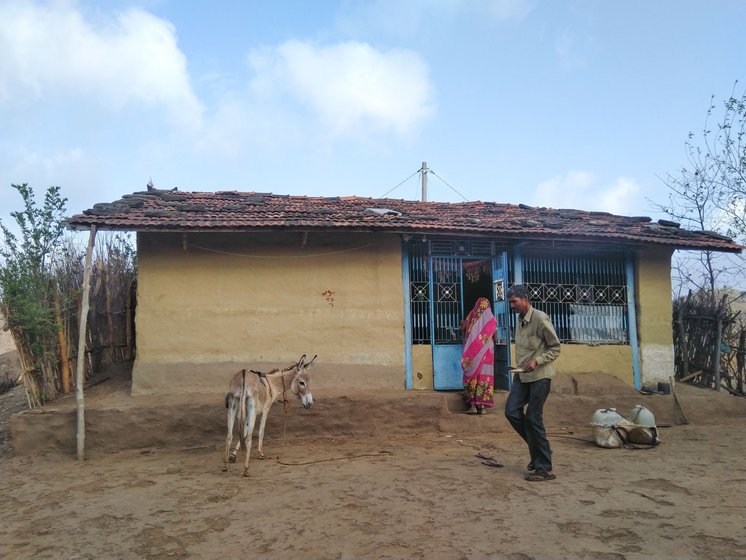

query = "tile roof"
[[67, 189, 743, 253]]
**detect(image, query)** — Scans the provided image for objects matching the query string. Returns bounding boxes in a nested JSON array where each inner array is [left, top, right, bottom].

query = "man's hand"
[[522, 358, 538, 373]]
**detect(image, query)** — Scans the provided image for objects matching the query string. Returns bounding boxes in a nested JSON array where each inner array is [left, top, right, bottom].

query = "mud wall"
[[635, 247, 676, 386], [132, 231, 405, 394], [553, 344, 633, 385]]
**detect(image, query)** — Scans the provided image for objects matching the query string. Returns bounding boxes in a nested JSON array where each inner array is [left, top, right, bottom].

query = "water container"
[[590, 408, 624, 427], [629, 404, 656, 428]]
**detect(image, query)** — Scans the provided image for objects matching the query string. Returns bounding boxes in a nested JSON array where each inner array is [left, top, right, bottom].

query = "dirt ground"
[[1, 367, 745, 560]]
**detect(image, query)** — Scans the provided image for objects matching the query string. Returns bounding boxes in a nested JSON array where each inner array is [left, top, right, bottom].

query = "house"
[[67, 190, 743, 395]]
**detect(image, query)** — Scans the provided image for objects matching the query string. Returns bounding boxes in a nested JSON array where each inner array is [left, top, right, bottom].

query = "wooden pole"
[[76, 226, 97, 461], [714, 314, 723, 392], [125, 279, 133, 360], [103, 265, 115, 363], [677, 294, 689, 381], [54, 292, 71, 393], [713, 294, 727, 392]]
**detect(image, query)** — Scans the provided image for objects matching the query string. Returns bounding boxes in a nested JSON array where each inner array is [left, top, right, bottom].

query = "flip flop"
[[475, 451, 493, 460], [525, 470, 556, 481], [481, 458, 504, 468]]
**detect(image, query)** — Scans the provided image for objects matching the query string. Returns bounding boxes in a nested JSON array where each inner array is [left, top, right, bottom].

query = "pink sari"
[[462, 297, 497, 408]]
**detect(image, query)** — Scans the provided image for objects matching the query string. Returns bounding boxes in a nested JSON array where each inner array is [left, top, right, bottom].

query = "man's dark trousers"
[[505, 375, 553, 473]]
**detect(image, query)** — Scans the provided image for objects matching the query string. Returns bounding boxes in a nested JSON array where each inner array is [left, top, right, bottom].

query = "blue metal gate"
[[430, 253, 512, 390], [492, 251, 512, 390], [431, 256, 464, 389]]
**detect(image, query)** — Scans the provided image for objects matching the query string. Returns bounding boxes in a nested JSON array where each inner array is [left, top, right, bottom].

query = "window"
[[520, 252, 629, 344]]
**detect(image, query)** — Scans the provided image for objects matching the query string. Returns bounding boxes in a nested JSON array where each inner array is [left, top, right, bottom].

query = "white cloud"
[[246, 40, 435, 140], [532, 171, 642, 215], [0, 1, 203, 128]]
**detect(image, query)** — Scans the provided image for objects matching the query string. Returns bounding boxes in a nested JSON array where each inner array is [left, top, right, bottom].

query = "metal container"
[[629, 404, 656, 428], [590, 408, 624, 427]]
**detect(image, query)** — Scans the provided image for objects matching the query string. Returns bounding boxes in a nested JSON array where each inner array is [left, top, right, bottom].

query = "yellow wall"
[[635, 247, 676, 385], [132, 234, 675, 394], [553, 344, 633, 385], [411, 345, 434, 390], [132, 232, 405, 394]]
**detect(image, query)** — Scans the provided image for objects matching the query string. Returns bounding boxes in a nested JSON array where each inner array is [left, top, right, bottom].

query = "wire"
[[189, 242, 380, 259], [429, 169, 470, 202], [377, 169, 421, 199]]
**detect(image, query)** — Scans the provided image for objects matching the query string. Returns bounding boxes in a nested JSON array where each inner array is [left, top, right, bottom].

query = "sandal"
[[475, 451, 493, 460], [525, 470, 556, 482], [481, 458, 504, 468], [527, 462, 535, 472]]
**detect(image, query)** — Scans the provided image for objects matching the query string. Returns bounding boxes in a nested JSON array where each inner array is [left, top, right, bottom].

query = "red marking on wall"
[[322, 290, 335, 308]]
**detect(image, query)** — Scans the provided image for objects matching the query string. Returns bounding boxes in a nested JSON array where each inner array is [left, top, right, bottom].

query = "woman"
[[461, 297, 497, 414]]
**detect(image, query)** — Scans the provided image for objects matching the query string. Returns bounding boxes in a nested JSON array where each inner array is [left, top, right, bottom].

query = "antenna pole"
[[421, 161, 428, 202]]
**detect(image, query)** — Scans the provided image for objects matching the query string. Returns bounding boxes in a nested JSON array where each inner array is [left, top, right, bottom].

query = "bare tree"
[[657, 83, 746, 300]]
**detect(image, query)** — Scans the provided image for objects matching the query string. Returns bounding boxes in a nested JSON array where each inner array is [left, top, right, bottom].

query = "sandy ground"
[[1, 368, 745, 560]]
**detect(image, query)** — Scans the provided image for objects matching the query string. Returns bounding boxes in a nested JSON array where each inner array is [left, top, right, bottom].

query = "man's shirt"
[[515, 306, 561, 382]]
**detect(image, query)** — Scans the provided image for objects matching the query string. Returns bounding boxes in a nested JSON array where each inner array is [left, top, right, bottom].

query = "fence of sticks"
[[673, 291, 746, 396], [4, 235, 136, 408]]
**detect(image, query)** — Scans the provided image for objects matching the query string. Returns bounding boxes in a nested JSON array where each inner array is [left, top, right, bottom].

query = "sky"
[[1, 0, 744, 230]]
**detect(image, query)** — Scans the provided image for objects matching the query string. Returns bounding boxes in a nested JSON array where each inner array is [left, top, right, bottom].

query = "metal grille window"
[[409, 240, 431, 343], [520, 253, 629, 344]]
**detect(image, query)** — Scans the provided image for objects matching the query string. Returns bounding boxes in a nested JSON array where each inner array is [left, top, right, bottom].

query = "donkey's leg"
[[256, 408, 271, 459], [242, 399, 258, 477], [223, 395, 238, 472]]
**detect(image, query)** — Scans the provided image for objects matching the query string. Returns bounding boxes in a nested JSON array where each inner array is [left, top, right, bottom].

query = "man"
[[505, 284, 561, 482]]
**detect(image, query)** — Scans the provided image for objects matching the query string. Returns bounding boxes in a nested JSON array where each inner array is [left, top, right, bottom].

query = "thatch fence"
[[2, 235, 136, 408], [673, 291, 745, 396]]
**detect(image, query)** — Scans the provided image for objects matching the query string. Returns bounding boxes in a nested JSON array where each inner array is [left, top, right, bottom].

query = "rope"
[[281, 372, 288, 449], [276, 450, 393, 466]]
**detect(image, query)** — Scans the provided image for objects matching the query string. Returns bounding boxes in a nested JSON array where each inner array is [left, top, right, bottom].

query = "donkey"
[[223, 354, 316, 477]]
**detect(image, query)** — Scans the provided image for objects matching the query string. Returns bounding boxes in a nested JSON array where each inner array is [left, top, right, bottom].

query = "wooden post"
[[103, 265, 115, 363], [54, 292, 71, 393], [125, 279, 133, 360], [713, 314, 723, 392], [712, 294, 727, 392], [678, 292, 691, 381], [76, 226, 97, 461]]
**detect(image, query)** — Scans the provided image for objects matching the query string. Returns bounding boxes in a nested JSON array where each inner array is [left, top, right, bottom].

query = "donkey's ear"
[[306, 354, 318, 368], [297, 354, 307, 368]]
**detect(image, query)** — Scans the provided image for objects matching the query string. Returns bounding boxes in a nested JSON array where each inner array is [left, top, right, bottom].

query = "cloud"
[[532, 171, 642, 215], [0, 1, 203, 128], [245, 40, 435, 140]]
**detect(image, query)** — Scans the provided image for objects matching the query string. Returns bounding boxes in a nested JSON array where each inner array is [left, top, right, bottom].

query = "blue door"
[[493, 251, 512, 390], [431, 256, 464, 389], [430, 253, 511, 390]]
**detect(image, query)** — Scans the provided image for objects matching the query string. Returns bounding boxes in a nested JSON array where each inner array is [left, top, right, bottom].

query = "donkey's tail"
[[237, 369, 248, 425]]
